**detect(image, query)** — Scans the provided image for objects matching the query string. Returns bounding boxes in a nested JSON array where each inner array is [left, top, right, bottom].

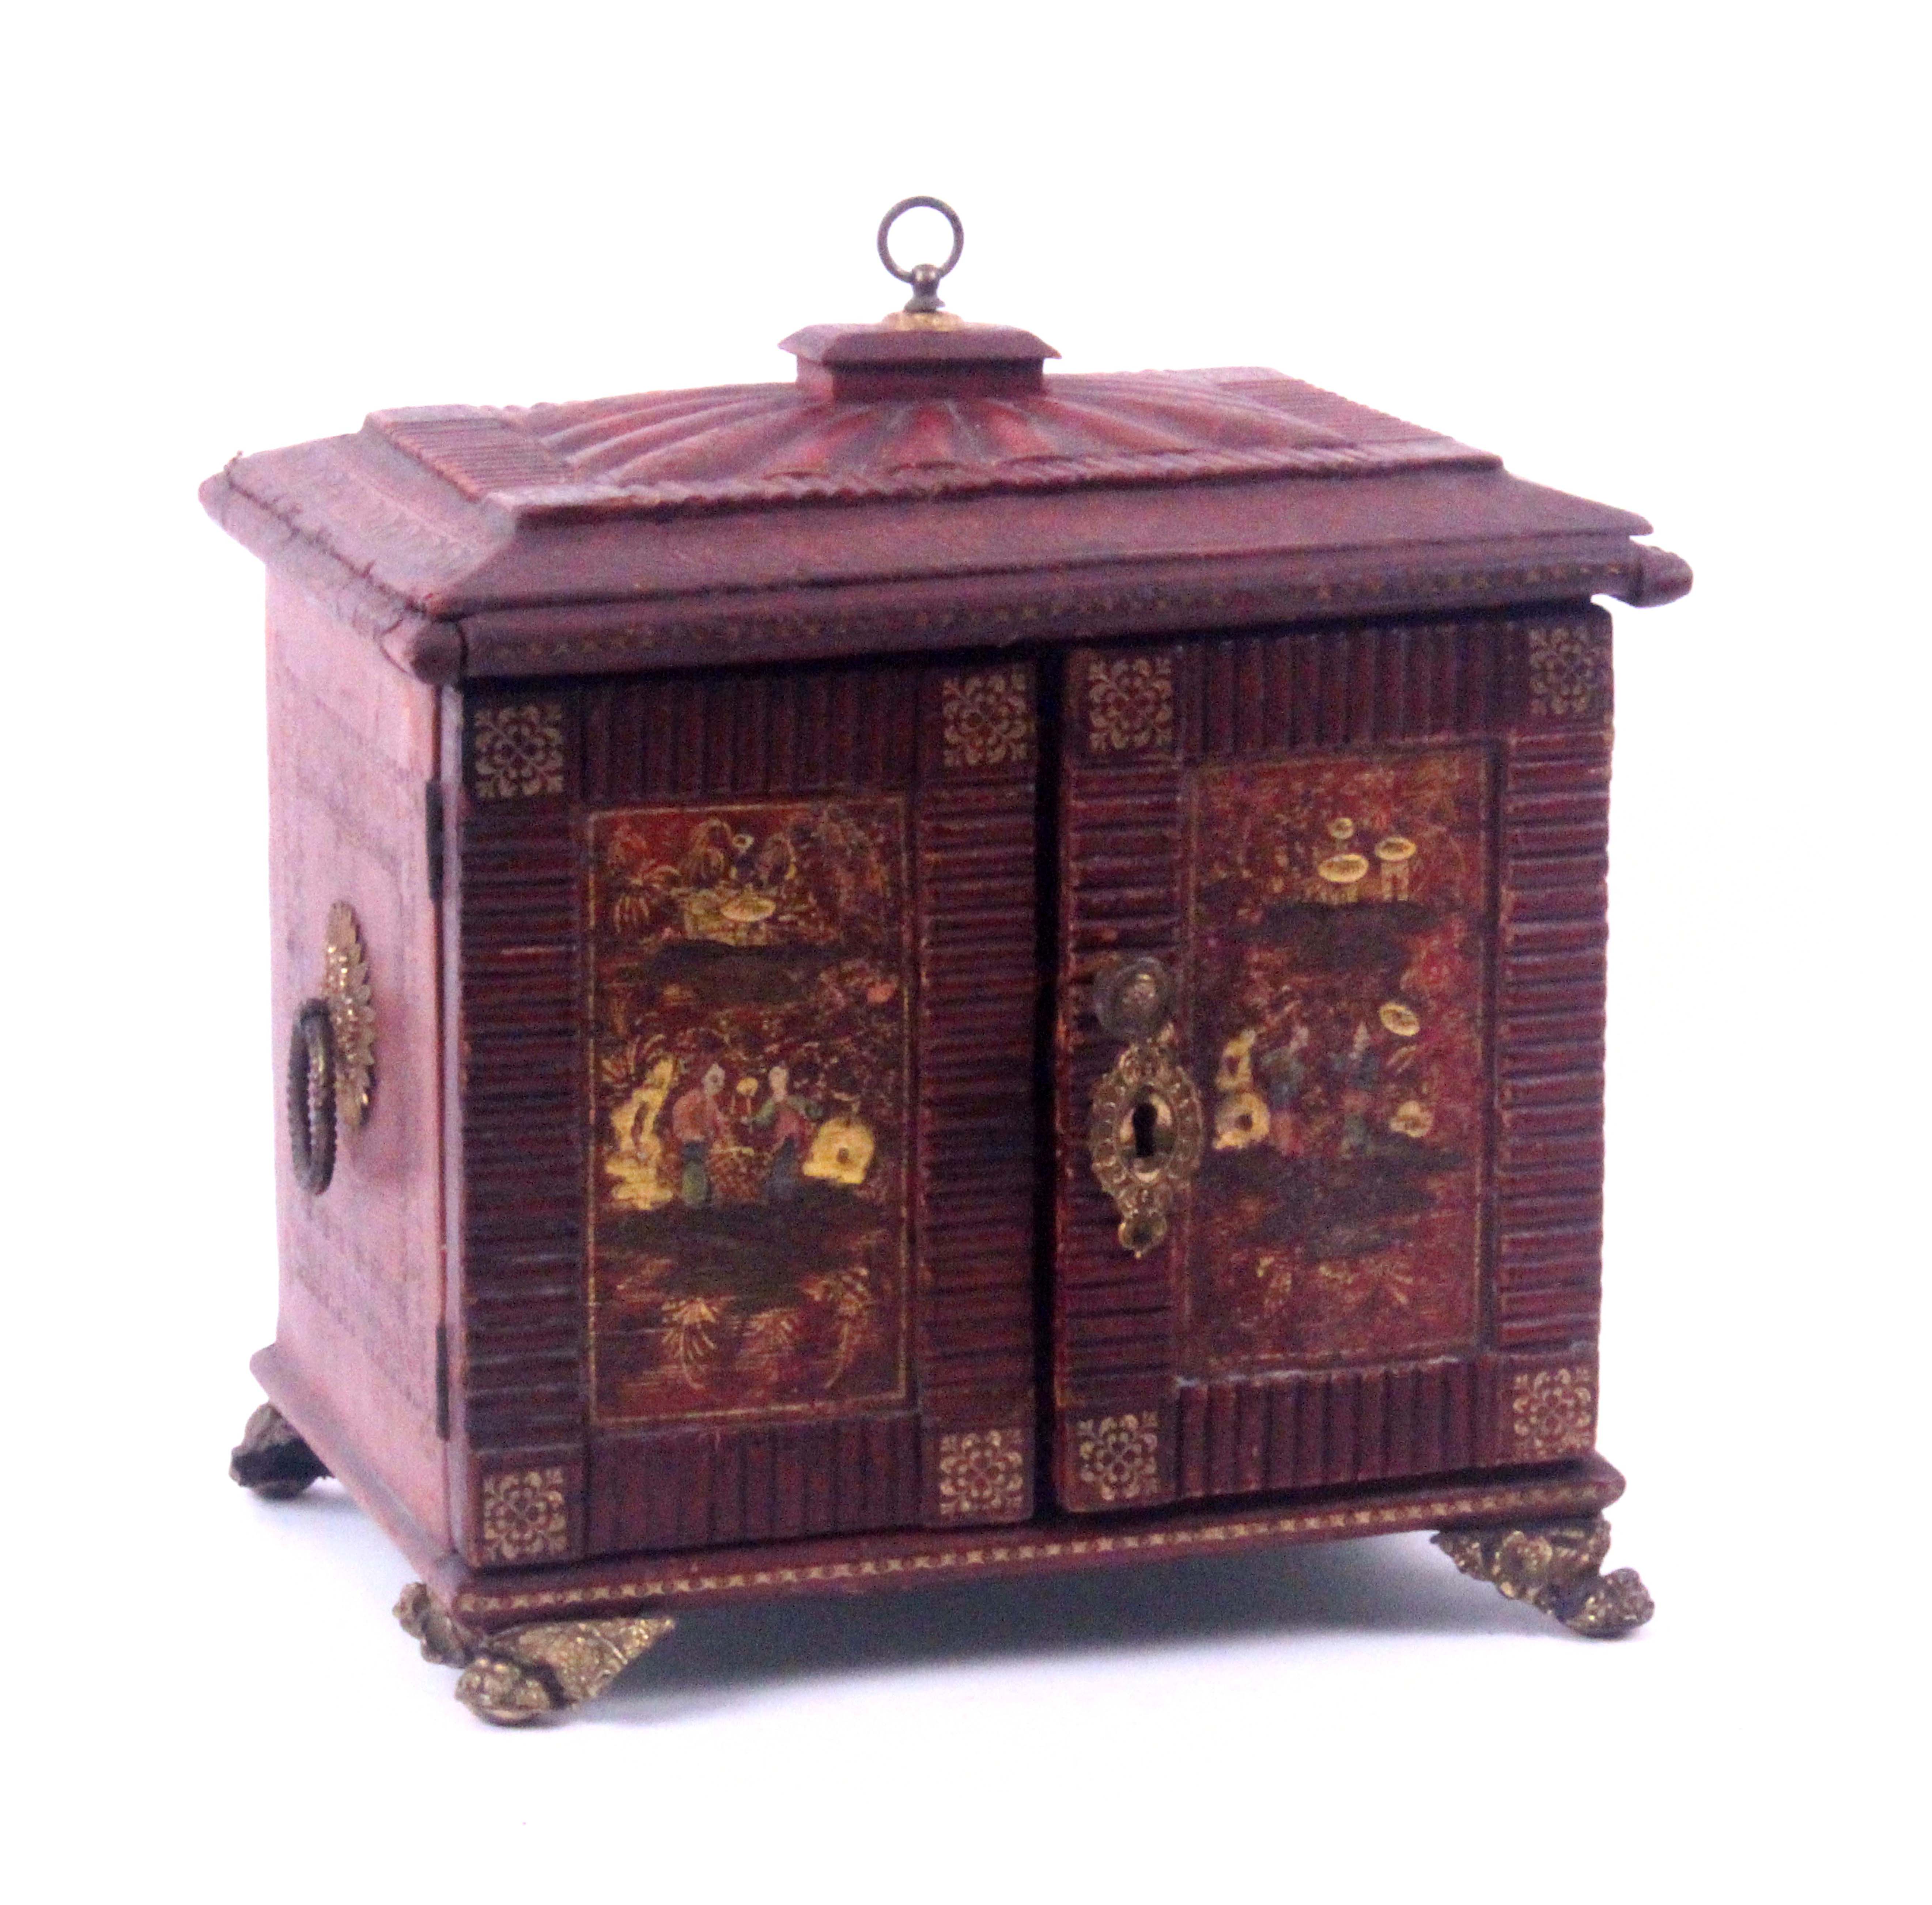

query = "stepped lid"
[[203, 196, 1689, 683]]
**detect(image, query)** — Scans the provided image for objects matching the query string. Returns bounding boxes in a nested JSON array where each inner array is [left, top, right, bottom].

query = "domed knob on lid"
[[781, 196, 1059, 402]]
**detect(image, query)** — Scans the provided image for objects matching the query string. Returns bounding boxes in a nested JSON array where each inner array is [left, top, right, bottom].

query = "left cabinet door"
[[451, 659, 1041, 1569]]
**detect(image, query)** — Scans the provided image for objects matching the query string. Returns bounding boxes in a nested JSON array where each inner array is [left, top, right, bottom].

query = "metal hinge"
[[425, 779, 446, 903], [434, 1321, 451, 1440]]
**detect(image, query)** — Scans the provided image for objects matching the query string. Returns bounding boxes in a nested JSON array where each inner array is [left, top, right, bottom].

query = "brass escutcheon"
[[1088, 958, 1203, 1256]]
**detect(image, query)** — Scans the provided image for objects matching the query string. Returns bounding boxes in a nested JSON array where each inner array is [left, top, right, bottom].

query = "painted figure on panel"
[[1184, 747, 1490, 1375], [670, 1061, 729, 1206], [752, 1064, 823, 1202], [588, 800, 911, 1424], [1259, 1022, 1311, 1155]]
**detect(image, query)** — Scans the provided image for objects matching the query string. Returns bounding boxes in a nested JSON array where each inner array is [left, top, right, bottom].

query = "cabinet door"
[[1051, 616, 1611, 1512], [452, 658, 1039, 1567]]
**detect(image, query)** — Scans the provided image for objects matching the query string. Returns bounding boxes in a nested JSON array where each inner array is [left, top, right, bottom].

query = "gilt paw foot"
[[1432, 1514, 1653, 1638], [395, 1583, 675, 1725]]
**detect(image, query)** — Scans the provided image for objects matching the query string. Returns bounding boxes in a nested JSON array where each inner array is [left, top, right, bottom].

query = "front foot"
[[1432, 1515, 1653, 1638], [230, 1402, 330, 1499], [395, 1583, 675, 1726]]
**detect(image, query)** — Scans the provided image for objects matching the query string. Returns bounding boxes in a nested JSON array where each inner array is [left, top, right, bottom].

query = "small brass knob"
[[1093, 956, 1175, 1041]]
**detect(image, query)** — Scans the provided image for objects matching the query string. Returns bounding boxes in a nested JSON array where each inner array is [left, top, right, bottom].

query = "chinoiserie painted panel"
[[454, 658, 1041, 1567], [1053, 610, 1612, 1511], [1181, 743, 1493, 1376], [585, 795, 916, 1428]]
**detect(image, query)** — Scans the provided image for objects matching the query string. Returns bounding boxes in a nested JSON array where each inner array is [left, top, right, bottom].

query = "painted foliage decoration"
[[1183, 746, 1492, 1372], [587, 799, 912, 1424]]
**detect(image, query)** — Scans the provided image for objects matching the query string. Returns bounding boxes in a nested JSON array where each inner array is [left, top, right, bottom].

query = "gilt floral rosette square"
[[1181, 745, 1492, 1374], [587, 799, 912, 1424]]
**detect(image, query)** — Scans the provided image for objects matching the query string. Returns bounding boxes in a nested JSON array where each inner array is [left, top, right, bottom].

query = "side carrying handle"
[[288, 999, 336, 1194], [285, 902, 375, 1197], [1087, 957, 1204, 1256]]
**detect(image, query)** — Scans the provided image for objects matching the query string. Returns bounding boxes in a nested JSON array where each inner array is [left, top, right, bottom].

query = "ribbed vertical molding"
[[1186, 616, 1505, 754], [914, 749, 1040, 1520], [455, 691, 588, 1568], [581, 664, 918, 802], [1054, 645, 1187, 1510], [1491, 722, 1611, 1357], [1173, 1360, 1482, 1496]]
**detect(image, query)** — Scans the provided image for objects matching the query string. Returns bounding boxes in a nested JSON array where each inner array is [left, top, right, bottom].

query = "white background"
[[6, 3, 1924, 1899]]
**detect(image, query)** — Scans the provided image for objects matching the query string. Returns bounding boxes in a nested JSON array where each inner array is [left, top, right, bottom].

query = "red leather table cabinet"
[[207, 202, 1691, 1724]]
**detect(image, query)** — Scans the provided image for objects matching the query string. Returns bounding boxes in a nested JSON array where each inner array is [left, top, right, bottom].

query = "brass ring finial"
[[877, 196, 964, 314]]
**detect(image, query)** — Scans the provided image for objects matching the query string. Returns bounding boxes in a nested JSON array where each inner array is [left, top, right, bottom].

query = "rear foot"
[[229, 1402, 330, 1499]]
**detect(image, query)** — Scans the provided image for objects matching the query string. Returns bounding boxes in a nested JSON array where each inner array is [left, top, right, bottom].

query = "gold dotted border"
[[453, 1478, 1606, 1619], [484, 560, 1642, 678]]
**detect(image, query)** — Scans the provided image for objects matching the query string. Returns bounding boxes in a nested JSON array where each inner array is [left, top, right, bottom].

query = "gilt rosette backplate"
[[321, 901, 374, 1129]]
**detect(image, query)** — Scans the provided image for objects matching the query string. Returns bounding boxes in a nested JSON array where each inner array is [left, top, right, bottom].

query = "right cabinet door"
[[1051, 612, 1613, 1513]]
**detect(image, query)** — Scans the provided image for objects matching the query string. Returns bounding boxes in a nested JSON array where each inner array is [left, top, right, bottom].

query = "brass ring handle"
[[288, 999, 336, 1194], [877, 195, 964, 314], [1087, 957, 1203, 1257]]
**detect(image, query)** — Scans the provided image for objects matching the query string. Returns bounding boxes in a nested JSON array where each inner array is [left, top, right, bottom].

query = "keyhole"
[[1120, 1089, 1176, 1181]]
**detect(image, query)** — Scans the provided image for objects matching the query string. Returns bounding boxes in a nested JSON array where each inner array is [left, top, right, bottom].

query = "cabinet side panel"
[[265, 573, 447, 1546]]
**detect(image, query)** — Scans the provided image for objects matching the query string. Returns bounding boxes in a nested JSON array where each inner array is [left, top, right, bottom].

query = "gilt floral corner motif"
[[472, 700, 566, 800], [1525, 623, 1610, 722], [1073, 1412, 1162, 1503], [1086, 654, 1175, 755], [1508, 1365, 1597, 1461], [940, 667, 1033, 771], [936, 1429, 1028, 1520], [479, 1466, 571, 1565]]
